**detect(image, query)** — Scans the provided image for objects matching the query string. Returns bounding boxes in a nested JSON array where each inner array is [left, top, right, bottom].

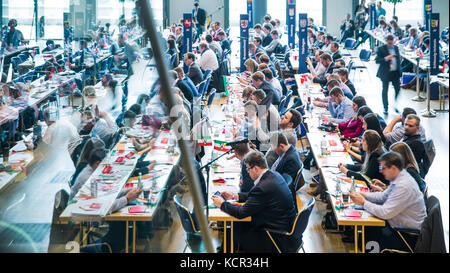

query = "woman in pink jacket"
[[338, 96, 366, 138]]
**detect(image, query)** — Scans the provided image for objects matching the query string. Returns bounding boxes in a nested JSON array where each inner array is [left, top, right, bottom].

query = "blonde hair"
[[244, 58, 258, 74], [390, 142, 420, 172]]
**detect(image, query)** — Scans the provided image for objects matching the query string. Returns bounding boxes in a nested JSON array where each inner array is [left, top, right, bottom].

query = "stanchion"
[[434, 78, 449, 112], [422, 68, 436, 118], [411, 57, 426, 101]]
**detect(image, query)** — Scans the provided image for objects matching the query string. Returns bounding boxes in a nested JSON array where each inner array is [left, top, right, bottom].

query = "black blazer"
[[187, 63, 204, 86], [240, 158, 254, 193], [193, 8, 207, 26], [332, 51, 342, 61], [262, 35, 273, 47], [221, 170, 296, 232], [375, 44, 402, 82], [175, 79, 193, 102], [345, 80, 356, 96], [274, 145, 302, 184], [260, 80, 281, 106]]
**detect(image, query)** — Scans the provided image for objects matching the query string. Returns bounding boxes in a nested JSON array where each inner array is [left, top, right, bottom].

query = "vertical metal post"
[[422, 68, 436, 117], [136, 0, 214, 253], [34, 0, 38, 41], [412, 57, 425, 101]]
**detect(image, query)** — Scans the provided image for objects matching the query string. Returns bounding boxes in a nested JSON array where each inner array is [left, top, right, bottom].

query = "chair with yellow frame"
[[264, 196, 315, 253]]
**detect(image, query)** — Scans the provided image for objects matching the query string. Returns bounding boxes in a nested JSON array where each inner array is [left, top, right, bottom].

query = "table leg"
[[79, 224, 83, 246], [354, 225, 358, 253], [362, 226, 365, 253], [133, 221, 136, 253], [125, 220, 129, 253], [231, 221, 234, 254], [223, 221, 227, 254], [435, 84, 448, 112]]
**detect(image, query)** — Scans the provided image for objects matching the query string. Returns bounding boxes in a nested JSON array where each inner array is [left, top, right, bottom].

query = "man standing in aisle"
[[375, 34, 401, 115], [193, 2, 207, 40]]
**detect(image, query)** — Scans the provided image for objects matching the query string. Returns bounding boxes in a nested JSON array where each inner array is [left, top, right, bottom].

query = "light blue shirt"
[[363, 169, 426, 230], [328, 96, 354, 124], [253, 169, 268, 186]]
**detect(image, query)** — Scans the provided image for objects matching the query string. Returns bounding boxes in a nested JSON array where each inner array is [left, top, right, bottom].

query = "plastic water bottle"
[[91, 180, 98, 198], [138, 172, 143, 189], [320, 135, 327, 156], [350, 176, 355, 192]]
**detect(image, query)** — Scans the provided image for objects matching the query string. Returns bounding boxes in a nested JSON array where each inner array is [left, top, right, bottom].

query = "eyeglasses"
[[246, 165, 255, 172], [379, 165, 389, 171]]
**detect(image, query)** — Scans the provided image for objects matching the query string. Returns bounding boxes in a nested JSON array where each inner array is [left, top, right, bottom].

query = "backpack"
[[23, 107, 36, 130], [322, 211, 338, 231]]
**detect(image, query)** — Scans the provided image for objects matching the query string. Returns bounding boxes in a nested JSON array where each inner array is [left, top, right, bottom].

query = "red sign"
[[184, 19, 192, 28], [300, 19, 307, 28], [289, 8, 295, 17], [241, 20, 248, 29]]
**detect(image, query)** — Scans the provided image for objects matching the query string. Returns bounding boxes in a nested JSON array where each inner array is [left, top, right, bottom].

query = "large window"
[[1, 0, 163, 41], [296, 0, 322, 26], [229, 0, 248, 27], [379, 0, 423, 27]]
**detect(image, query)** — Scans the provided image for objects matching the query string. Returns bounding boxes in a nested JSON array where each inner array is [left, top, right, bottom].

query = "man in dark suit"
[[170, 70, 193, 102], [261, 24, 273, 47], [375, 34, 402, 115], [184, 52, 204, 86], [251, 71, 280, 106], [217, 31, 231, 52], [340, 13, 355, 42], [231, 142, 254, 193], [330, 42, 342, 61], [175, 26, 184, 59], [337, 68, 356, 96], [212, 151, 296, 253], [312, 53, 338, 86], [269, 132, 302, 187], [402, 114, 430, 177], [192, 2, 207, 38]]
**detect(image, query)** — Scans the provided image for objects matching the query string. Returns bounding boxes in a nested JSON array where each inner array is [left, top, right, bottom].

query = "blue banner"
[[240, 14, 250, 73], [183, 13, 193, 73], [369, 3, 376, 30], [430, 13, 439, 75], [298, 13, 308, 74], [247, 0, 253, 29], [424, 0, 432, 31], [287, 4, 296, 49]]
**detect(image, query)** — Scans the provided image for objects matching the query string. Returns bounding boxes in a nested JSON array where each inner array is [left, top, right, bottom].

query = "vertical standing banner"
[[183, 13, 193, 73], [424, 0, 432, 31], [287, 4, 296, 49], [429, 13, 439, 75], [298, 13, 308, 74], [240, 14, 250, 73], [369, 3, 376, 30], [247, 0, 253, 29]]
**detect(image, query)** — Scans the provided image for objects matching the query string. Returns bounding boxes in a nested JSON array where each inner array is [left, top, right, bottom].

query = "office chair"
[[381, 196, 446, 253], [265, 197, 315, 253], [173, 195, 203, 253]]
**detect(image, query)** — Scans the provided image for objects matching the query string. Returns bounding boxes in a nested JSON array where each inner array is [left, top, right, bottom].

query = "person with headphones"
[[2, 19, 25, 49]]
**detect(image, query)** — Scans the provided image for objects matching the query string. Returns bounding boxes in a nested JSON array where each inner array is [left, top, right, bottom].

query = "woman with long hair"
[[339, 129, 388, 184], [390, 142, 426, 192]]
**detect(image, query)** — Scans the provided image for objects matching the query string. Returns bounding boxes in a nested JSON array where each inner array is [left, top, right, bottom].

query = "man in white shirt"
[[350, 151, 426, 251], [198, 42, 219, 72]]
